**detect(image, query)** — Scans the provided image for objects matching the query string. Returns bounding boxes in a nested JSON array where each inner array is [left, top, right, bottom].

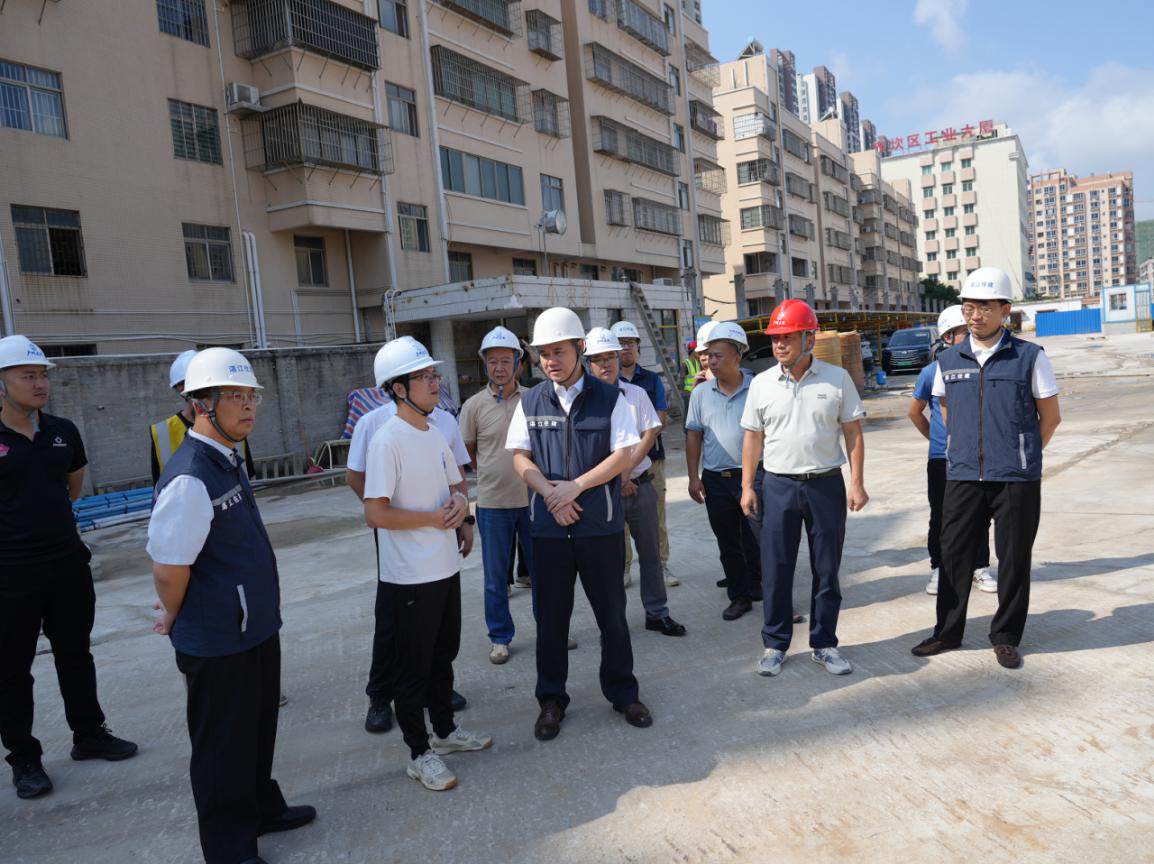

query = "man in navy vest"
[[912, 268, 1062, 669], [506, 307, 652, 741], [148, 348, 315, 864]]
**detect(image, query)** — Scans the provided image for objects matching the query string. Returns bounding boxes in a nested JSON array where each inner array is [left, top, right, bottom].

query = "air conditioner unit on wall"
[[225, 83, 263, 115]]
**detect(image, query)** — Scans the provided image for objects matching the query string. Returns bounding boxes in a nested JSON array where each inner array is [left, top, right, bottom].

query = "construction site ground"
[[4, 331, 1153, 864]]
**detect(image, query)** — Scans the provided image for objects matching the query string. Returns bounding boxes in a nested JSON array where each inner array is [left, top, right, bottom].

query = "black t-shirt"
[[0, 411, 88, 572]]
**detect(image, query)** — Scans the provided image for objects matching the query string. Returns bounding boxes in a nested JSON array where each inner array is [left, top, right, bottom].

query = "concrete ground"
[[5, 332, 1154, 864]]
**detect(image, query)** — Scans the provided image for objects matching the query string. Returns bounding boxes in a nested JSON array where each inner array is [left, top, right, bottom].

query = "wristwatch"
[[462, 515, 476, 526]]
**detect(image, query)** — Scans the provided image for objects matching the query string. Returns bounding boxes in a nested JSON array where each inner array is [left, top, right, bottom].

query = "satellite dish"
[[542, 209, 567, 235]]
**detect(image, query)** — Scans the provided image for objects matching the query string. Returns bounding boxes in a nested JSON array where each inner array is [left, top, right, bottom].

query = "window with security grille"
[[604, 190, 629, 226], [386, 83, 418, 136], [294, 236, 328, 286], [540, 175, 564, 213], [698, 215, 724, 246], [398, 203, 430, 251], [379, 0, 409, 36], [532, 89, 569, 138], [632, 197, 679, 235], [0, 60, 67, 138], [157, 0, 210, 45], [512, 257, 537, 276], [431, 46, 525, 123], [183, 223, 234, 282], [448, 251, 473, 282], [11, 205, 86, 276], [739, 205, 783, 231], [169, 99, 222, 164], [737, 159, 777, 185], [743, 252, 777, 274], [440, 146, 525, 205]]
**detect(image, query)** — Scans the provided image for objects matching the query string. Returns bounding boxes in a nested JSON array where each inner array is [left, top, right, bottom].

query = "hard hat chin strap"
[[192, 388, 245, 445], [782, 331, 814, 394], [391, 378, 433, 418], [1, 391, 40, 433]]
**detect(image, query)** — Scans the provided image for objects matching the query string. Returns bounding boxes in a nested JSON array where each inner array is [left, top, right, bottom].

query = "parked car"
[[881, 326, 939, 374]]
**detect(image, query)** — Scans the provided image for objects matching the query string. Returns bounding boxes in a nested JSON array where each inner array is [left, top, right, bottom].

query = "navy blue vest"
[[621, 365, 665, 462], [155, 436, 282, 657], [937, 332, 1044, 483], [521, 373, 625, 539]]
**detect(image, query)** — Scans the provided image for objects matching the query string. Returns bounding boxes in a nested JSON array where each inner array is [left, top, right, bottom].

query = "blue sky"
[[703, 0, 1154, 219]]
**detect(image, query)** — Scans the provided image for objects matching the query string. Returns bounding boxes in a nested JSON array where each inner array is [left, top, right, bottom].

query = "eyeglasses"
[[218, 391, 263, 405], [587, 355, 618, 367], [411, 370, 443, 383], [962, 303, 1003, 318]]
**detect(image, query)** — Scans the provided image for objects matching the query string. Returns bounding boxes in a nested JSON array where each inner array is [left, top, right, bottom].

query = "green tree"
[[920, 276, 960, 303]]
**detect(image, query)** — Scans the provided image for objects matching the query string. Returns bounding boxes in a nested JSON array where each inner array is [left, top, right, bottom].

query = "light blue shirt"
[[685, 370, 753, 471]]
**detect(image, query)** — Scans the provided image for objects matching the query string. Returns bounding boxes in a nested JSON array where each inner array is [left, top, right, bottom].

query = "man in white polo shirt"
[[585, 328, 686, 637], [347, 336, 472, 735], [739, 300, 868, 679]]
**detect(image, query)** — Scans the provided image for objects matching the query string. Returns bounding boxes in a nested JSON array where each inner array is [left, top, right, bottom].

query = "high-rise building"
[[796, 65, 837, 125], [0, 0, 723, 402], [1135, 219, 1154, 267], [839, 92, 861, 153], [880, 123, 1033, 299], [1139, 256, 1154, 288], [860, 119, 877, 155], [704, 47, 920, 318], [1028, 170, 1135, 299], [770, 48, 798, 116]]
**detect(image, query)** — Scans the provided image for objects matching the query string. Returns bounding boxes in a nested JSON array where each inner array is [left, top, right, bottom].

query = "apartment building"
[[1136, 219, 1154, 266], [839, 91, 860, 154], [1139, 256, 1154, 288], [703, 48, 921, 319], [0, 0, 723, 403], [1028, 169, 1135, 299], [769, 48, 798, 116], [880, 122, 1033, 299], [860, 118, 877, 155], [850, 148, 921, 311], [797, 65, 836, 125]]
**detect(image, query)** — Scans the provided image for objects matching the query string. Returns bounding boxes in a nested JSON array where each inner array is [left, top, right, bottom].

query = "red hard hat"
[[764, 299, 819, 335], [687, 340, 697, 351]]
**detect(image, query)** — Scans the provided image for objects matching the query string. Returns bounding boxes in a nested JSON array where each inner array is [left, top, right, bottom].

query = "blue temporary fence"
[[1035, 308, 1101, 337], [73, 487, 154, 531]]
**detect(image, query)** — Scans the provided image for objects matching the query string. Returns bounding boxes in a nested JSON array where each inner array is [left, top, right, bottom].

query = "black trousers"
[[927, 459, 990, 571], [506, 536, 530, 585], [0, 554, 105, 765], [936, 480, 1041, 646], [175, 634, 287, 864], [382, 574, 460, 760], [533, 533, 638, 711], [701, 469, 762, 602], [366, 579, 394, 702]]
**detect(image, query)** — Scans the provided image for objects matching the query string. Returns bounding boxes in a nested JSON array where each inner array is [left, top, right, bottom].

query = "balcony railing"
[[740, 204, 784, 231], [684, 38, 719, 87], [431, 45, 530, 123], [526, 9, 562, 59], [737, 158, 780, 186], [593, 115, 678, 175], [785, 171, 813, 201], [586, 43, 673, 114], [694, 156, 726, 195], [633, 197, 681, 235], [823, 191, 850, 218], [231, 0, 379, 71], [733, 112, 775, 141], [241, 102, 393, 174], [433, 0, 522, 36], [788, 214, 815, 240], [825, 228, 851, 251], [827, 263, 853, 284], [532, 89, 570, 138], [615, 0, 669, 55], [689, 100, 723, 140]]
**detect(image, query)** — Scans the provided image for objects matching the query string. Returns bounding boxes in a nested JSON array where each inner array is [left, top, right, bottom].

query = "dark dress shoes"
[[259, 804, 317, 836], [450, 690, 468, 712], [993, 644, 1022, 669], [534, 701, 564, 741], [911, 636, 962, 657], [365, 698, 393, 734], [722, 598, 753, 621], [70, 726, 138, 761], [645, 616, 687, 636], [614, 702, 653, 728]]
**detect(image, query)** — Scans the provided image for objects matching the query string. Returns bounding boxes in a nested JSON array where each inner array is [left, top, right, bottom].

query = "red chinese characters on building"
[[879, 120, 995, 156]]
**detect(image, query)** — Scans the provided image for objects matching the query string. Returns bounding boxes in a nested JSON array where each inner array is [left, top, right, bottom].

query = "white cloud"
[[913, 0, 969, 57], [892, 62, 1154, 218]]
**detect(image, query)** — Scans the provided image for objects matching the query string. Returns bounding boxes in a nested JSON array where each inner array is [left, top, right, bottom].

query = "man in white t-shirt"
[[585, 328, 686, 637], [913, 268, 1061, 670], [362, 337, 490, 792], [347, 345, 471, 736]]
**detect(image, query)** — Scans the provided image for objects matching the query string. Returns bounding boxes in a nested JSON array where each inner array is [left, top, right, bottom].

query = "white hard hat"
[[695, 321, 717, 353], [168, 349, 198, 389], [478, 325, 524, 360], [374, 337, 441, 388], [0, 335, 55, 370], [531, 307, 585, 346], [610, 320, 641, 341], [181, 347, 262, 395], [937, 305, 967, 335], [960, 267, 1013, 302], [705, 321, 749, 354], [584, 327, 623, 356]]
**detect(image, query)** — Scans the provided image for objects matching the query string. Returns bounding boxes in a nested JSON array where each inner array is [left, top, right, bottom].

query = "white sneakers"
[[407, 753, 457, 791], [409, 728, 493, 791], [623, 568, 633, 588], [973, 567, 998, 593], [811, 647, 853, 675], [927, 567, 997, 595], [431, 727, 492, 755], [489, 643, 509, 665], [663, 565, 680, 587], [756, 648, 786, 677]]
